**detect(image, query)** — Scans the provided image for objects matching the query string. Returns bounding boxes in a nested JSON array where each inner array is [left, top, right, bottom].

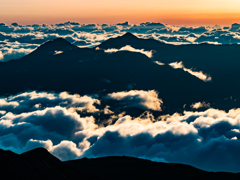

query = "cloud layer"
[[1, 22, 240, 61], [105, 90, 162, 111], [1, 90, 240, 172]]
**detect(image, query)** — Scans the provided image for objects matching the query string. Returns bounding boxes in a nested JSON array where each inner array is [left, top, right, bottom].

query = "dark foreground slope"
[[0, 148, 102, 180], [0, 147, 239, 180], [66, 156, 240, 180]]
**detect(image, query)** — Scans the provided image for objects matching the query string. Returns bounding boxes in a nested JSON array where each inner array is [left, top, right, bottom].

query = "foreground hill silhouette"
[[0, 148, 102, 180], [0, 33, 240, 113], [0, 147, 239, 179]]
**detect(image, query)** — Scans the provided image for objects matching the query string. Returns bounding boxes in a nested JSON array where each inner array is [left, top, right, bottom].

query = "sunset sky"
[[1, 0, 240, 25]]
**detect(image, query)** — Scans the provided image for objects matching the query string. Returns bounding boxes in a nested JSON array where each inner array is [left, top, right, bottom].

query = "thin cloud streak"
[[104, 45, 153, 58], [169, 61, 212, 82]]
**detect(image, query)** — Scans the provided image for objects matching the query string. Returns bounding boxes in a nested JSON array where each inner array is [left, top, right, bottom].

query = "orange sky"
[[1, 0, 240, 26]]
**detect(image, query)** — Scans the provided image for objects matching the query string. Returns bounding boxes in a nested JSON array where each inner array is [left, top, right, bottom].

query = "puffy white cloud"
[[0, 91, 100, 114], [71, 24, 100, 32], [191, 102, 210, 109], [51, 140, 83, 160], [169, 61, 212, 82], [0, 110, 6, 116], [24, 139, 53, 152], [105, 90, 163, 111], [80, 108, 240, 172], [1, 90, 240, 172], [0, 25, 14, 33], [176, 26, 208, 34], [45, 28, 75, 35], [0, 47, 33, 62], [128, 22, 166, 33], [230, 23, 240, 32]]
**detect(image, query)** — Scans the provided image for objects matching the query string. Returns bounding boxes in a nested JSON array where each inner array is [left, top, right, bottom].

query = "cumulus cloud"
[[169, 61, 212, 82], [191, 102, 210, 109], [105, 90, 163, 111], [0, 47, 33, 62], [80, 108, 240, 173], [2, 22, 240, 173], [0, 91, 100, 114], [176, 26, 208, 34], [2, 22, 240, 62], [1, 90, 240, 172], [104, 45, 153, 58], [128, 22, 166, 33]]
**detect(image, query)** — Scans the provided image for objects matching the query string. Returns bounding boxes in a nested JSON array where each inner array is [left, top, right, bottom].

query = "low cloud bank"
[[104, 45, 153, 58], [0, 48, 33, 62], [1, 22, 240, 62], [0, 91, 100, 114], [105, 90, 162, 111], [0, 91, 240, 172], [169, 61, 212, 82]]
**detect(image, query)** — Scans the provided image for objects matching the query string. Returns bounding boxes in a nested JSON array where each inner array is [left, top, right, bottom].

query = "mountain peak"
[[97, 32, 139, 49], [121, 32, 138, 39], [31, 37, 77, 55], [21, 147, 50, 156]]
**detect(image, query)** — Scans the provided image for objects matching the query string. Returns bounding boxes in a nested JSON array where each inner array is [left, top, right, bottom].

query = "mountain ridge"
[[31, 37, 78, 55], [0, 34, 240, 113], [0, 147, 238, 179]]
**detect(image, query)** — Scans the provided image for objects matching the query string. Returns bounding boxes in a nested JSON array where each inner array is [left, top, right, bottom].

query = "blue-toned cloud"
[[104, 90, 163, 111], [0, 91, 100, 114], [0, 47, 33, 62], [0, 91, 240, 172]]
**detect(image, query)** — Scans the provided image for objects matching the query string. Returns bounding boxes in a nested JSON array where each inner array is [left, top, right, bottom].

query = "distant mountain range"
[[1, 33, 240, 114], [0, 147, 239, 180]]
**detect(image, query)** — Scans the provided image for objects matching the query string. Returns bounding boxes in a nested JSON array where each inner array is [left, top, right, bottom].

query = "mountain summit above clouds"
[[1, 33, 240, 112], [98, 32, 167, 50], [0, 34, 209, 113], [30, 37, 77, 55]]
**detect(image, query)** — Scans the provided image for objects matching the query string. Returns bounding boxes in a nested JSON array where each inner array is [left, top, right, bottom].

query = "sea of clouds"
[[1, 21, 240, 172], [1, 21, 240, 62], [1, 90, 240, 172]]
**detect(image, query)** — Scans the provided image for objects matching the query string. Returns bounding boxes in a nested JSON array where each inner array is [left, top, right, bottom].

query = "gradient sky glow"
[[1, 0, 240, 25]]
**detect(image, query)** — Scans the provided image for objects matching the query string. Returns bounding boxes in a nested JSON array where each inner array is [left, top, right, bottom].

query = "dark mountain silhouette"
[[0, 36, 211, 114], [98, 33, 240, 110], [66, 156, 240, 180], [98, 32, 170, 50], [0, 34, 240, 113], [0, 147, 238, 179], [0, 148, 103, 180], [30, 37, 78, 55]]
